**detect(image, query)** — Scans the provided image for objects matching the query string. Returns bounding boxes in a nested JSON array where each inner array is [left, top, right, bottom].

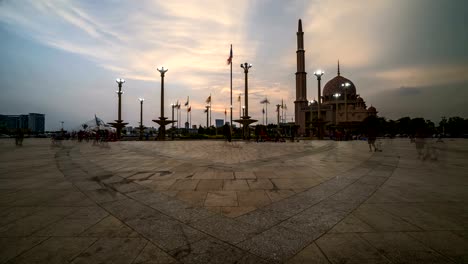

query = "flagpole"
[[209, 93, 212, 127], [230, 44, 233, 129]]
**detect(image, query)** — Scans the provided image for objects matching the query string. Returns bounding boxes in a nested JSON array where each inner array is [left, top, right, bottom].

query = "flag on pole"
[[206, 95, 211, 103], [262, 108, 265, 114], [281, 99, 284, 108], [188, 106, 191, 112], [227, 45, 233, 65], [204, 108, 208, 113], [225, 108, 227, 115], [284, 104, 287, 110], [184, 96, 189, 106], [238, 95, 241, 102]]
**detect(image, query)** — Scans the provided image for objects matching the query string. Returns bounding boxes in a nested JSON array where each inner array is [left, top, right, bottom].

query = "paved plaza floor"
[[0, 138, 467, 263]]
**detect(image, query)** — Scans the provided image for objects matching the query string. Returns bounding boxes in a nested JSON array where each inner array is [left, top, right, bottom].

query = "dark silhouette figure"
[[363, 115, 379, 152], [15, 128, 24, 146], [223, 124, 231, 142]]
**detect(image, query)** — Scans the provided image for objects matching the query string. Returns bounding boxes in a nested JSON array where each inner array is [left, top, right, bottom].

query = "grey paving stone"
[[10, 237, 97, 264], [101, 198, 162, 222], [34, 217, 105, 237], [0, 237, 48, 263], [0, 206, 43, 226], [407, 231, 468, 263], [45, 191, 95, 206], [133, 242, 179, 264], [81, 215, 140, 238], [109, 181, 146, 193], [286, 242, 330, 264], [127, 189, 172, 204], [357, 174, 389, 186], [161, 201, 214, 223], [191, 214, 261, 244], [377, 202, 466, 231], [71, 237, 148, 264], [353, 204, 422, 232], [144, 195, 214, 224], [280, 201, 358, 236], [126, 216, 207, 251], [328, 214, 375, 233], [0, 207, 76, 237], [359, 232, 453, 264], [84, 188, 128, 203], [235, 208, 290, 230], [237, 226, 313, 263], [169, 237, 246, 264], [316, 233, 391, 264], [328, 183, 378, 204]]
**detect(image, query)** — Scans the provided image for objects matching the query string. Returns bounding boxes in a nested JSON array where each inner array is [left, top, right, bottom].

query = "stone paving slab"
[[0, 138, 467, 263]]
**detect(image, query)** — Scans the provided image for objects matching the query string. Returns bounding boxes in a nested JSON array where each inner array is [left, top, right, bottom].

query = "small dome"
[[323, 75, 357, 97], [367, 106, 377, 112]]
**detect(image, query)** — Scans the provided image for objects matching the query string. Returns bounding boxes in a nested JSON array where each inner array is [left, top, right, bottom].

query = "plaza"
[[0, 138, 467, 263]]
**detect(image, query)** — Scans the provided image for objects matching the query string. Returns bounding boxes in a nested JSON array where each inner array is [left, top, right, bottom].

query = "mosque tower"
[[294, 19, 308, 135]]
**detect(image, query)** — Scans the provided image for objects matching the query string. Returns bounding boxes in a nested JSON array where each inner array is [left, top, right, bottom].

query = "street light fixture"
[[240, 63, 252, 118], [309, 100, 316, 137], [171, 103, 176, 129], [238, 62, 256, 140], [138, 98, 144, 140], [153, 66, 171, 140], [333, 93, 341, 125], [109, 78, 128, 139], [341, 82, 351, 122], [314, 70, 324, 139]]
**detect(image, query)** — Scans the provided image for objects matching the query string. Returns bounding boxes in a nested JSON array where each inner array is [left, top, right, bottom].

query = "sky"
[[1, 0, 467, 131]]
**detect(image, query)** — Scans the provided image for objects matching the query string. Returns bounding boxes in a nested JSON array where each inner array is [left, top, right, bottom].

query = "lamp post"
[[139, 98, 144, 140], [276, 104, 281, 128], [341, 82, 351, 122], [240, 63, 252, 118], [309, 100, 316, 137], [116, 78, 125, 122], [314, 70, 324, 139], [205, 105, 210, 128], [171, 103, 175, 129], [237, 62, 256, 140], [109, 78, 128, 139], [152, 66, 172, 140], [333, 93, 341, 125]]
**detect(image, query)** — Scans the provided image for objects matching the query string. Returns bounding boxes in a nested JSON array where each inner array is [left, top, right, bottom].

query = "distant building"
[[215, 119, 224, 128], [28, 113, 45, 133], [0, 113, 45, 133]]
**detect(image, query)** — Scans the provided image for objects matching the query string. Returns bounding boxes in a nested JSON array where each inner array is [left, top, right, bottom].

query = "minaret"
[[294, 19, 308, 135]]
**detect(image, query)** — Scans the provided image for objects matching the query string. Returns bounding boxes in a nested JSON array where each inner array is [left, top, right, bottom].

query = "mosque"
[[294, 19, 377, 136]]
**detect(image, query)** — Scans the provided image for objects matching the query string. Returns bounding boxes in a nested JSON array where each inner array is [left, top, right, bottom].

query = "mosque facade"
[[294, 19, 377, 136]]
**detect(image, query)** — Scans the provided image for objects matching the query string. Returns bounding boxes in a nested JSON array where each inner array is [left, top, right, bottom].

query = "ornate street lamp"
[[171, 103, 176, 129], [314, 70, 324, 139], [240, 63, 252, 118], [333, 93, 341, 125], [341, 82, 351, 122], [235, 62, 257, 140], [138, 98, 144, 140], [205, 105, 210, 128], [152, 66, 173, 140], [309, 100, 316, 137], [109, 78, 128, 139]]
